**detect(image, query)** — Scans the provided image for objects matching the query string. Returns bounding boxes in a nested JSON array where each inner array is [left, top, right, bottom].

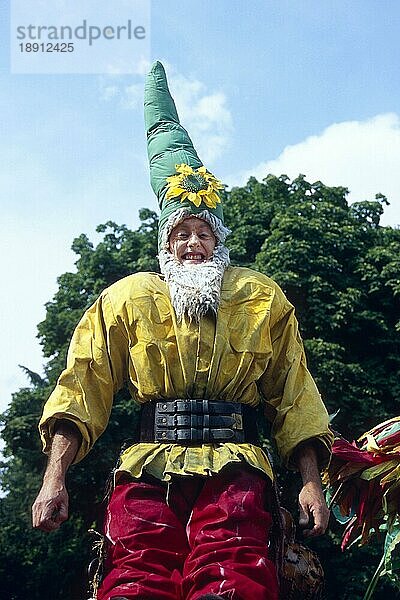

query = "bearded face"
[[169, 217, 216, 265], [158, 216, 230, 322]]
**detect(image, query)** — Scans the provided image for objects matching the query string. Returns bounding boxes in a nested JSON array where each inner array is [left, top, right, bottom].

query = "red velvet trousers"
[[97, 465, 278, 600]]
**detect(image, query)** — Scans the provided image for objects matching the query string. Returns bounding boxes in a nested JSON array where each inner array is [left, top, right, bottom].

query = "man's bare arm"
[[32, 420, 81, 532], [294, 442, 330, 538]]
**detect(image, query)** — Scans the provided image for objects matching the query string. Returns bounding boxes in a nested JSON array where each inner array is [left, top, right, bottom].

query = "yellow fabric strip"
[[116, 442, 275, 483]]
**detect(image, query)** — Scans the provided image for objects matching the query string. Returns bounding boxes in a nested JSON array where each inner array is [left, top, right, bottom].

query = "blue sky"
[[1, 0, 400, 414]]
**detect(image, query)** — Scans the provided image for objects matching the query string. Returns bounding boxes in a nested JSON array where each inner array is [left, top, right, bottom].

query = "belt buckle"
[[232, 413, 243, 430]]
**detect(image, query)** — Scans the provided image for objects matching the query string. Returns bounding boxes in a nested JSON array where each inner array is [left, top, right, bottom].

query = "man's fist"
[[32, 478, 69, 532]]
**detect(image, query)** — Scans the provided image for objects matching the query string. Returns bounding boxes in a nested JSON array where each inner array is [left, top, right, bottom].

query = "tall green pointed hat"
[[144, 61, 225, 248]]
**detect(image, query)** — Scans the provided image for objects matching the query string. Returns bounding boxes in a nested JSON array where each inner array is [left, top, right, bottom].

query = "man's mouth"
[[182, 253, 206, 262]]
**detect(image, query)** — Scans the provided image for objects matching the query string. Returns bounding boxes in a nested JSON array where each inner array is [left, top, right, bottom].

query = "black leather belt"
[[140, 399, 259, 444]]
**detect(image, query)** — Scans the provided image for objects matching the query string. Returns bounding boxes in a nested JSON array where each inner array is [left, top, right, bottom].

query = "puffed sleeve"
[[258, 291, 333, 469], [39, 290, 128, 463]]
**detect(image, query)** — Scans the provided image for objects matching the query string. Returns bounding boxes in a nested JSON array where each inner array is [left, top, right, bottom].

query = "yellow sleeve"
[[39, 291, 128, 463], [258, 294, 333, 469]]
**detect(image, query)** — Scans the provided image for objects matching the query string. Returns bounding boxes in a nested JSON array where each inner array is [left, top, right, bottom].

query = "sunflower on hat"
[[166, 164, 223, 209]]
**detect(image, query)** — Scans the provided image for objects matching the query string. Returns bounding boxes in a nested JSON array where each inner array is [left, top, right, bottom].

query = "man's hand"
[[294, 442, 330, 538], [32, 477, 69, 532], [32, 420, 81, 533], [298, 479, 330, 538]]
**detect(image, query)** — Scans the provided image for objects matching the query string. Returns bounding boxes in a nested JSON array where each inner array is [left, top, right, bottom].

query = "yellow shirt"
[[39, 266, 333, 481]]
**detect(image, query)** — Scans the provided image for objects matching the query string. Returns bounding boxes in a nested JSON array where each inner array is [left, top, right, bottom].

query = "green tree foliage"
[[1, 176, 399, 599]]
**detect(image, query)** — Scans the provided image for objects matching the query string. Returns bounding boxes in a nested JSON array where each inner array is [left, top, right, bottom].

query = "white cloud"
[[169, 76, 232, 163], [100, 84, 119, 100], [100, 63, 233, 164], [121, 83, 142, 109], [227, 113, 400, 227]]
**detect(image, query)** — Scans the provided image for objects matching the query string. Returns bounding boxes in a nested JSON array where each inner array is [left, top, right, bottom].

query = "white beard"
[[158, 245, 230, 322]]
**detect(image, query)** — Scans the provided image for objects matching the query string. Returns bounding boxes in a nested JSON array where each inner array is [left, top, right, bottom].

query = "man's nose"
[[187, 234, 200, 248]]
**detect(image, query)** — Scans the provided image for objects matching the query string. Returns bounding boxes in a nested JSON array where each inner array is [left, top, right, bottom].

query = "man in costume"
[[32, 62, 333, 600]]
